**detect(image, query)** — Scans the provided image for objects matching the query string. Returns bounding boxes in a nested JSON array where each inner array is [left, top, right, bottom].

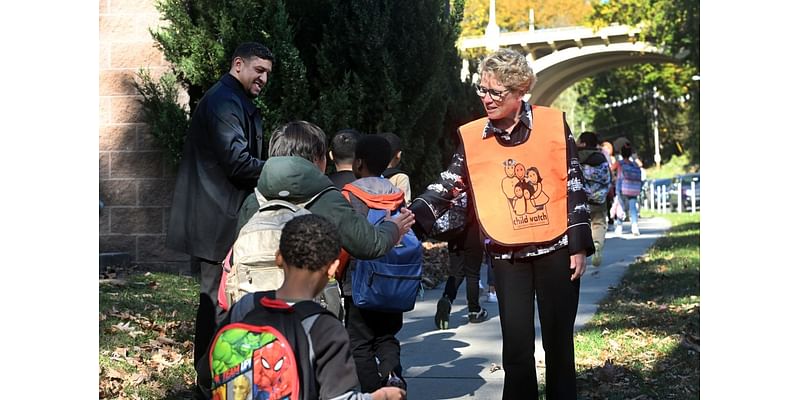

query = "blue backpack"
[[342, 183, 423, 313], [620, 160, 643, 197], [581, 161, 611, 205]]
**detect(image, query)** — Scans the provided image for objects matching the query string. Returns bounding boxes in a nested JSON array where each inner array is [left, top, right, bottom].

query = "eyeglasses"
[[475, 86, 510, 102]]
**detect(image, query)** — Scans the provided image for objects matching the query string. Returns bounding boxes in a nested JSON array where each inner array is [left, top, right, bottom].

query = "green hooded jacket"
[[237, 156, 400, 259]]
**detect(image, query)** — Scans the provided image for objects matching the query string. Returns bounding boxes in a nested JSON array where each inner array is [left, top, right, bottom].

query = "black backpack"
[[197, 291, 332, 400]]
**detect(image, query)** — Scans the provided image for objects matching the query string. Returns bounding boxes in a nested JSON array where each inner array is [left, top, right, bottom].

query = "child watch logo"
[[500, 159, 550, 230]]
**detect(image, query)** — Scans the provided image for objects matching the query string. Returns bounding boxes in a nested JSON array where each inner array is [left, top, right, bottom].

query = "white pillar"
[[652, 86, 662, 168], [460, 59, 470, 83], [529, 8, 535, 31], [486, 0, 500, 50]]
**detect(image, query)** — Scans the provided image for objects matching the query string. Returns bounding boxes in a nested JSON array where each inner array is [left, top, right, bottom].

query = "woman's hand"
[[570, 251, 586, 281]]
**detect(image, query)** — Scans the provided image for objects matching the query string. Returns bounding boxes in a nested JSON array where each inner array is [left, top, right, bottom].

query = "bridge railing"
[[458, 24, 640, 50]]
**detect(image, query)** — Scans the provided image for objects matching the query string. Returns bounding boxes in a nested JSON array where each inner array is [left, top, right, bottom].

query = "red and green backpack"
[[197, 291, 330, 400]]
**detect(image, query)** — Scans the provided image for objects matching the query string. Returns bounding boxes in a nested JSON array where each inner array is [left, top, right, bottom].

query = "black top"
[[166, 73, 266, 261], [327, 170, 357, 189]]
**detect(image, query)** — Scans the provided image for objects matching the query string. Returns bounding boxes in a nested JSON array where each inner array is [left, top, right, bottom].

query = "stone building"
[[99, 0, 188, 272]]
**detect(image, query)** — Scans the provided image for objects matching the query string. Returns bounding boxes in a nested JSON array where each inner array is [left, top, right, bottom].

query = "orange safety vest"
[[460, 106, 568, 246]]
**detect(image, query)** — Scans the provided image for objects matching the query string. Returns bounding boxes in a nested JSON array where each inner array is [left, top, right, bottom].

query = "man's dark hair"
[[279, 214, 341, 271], [330, 129, 362, 164], [232, 42, 275, 63], [377, 132, 402, 156], [621, 143, 633, 159], [355, 135, 393, 177], [578, 131, 599, 148], [268, 121, 327, 162]]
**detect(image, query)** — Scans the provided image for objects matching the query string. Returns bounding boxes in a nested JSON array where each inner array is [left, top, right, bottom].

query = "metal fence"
[[640, 180, 698, 213]]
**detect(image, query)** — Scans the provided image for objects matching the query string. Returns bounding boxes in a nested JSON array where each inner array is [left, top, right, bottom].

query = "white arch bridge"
[[458, 24, 684, 105]]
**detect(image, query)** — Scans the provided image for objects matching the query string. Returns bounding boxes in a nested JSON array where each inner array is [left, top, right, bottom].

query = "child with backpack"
[[221, 121, 415, 313], [613, 143, 643, 236], [197, 214, 406, 400], [577, 132, 613, 266], [339, 135, 423, 393]]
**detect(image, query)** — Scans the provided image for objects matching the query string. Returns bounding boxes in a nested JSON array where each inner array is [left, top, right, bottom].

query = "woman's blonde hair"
[[478, 48, 537, 94]]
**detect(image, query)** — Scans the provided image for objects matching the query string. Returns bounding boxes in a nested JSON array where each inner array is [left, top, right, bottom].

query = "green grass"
[[644, 153, 698, 180], [99, 272, 199, 399], [574, 211, 700, 399]]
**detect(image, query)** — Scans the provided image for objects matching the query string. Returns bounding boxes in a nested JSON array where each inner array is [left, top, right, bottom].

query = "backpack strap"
[[255, 186, 338, 212], [297, 185, 338, 209]]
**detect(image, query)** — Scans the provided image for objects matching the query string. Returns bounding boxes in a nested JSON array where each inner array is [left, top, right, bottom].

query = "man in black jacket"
[[165, 42, 273, 372]]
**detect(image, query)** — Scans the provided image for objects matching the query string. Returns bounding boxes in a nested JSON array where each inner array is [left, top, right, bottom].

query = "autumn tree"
[[460, 0, 593, 38], [580, 0, 700, 166]]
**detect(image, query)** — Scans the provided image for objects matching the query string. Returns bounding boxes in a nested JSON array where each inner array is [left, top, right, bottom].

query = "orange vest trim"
[[460, 106, 568, 246]]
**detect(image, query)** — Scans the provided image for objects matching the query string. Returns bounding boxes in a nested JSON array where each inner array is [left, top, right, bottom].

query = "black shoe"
[[468, 307, 489, 323], [435, 296, 451, 330], [383, 372, 407, 391]]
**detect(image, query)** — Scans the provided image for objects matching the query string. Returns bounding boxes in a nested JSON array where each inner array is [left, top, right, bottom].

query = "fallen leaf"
[[112, 347, 128, 357], [157, 336, 178, 345], [104, 366, 127, 380], [111, 321, 134, 333], [128, 330, 147, 338]]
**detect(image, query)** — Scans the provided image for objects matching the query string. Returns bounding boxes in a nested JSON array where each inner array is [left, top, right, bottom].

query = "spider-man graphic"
[[252, 340, 295, 400]]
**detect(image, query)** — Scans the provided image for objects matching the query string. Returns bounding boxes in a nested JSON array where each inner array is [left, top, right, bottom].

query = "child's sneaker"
[[383, 372, 407, 391], [632, 224, 640, 236], [486, 291, 498, 303], [468, 307, 489, 323], [434, 296, 451, 330], [614, 224, 623, 236], [592, 241, 602, 267]]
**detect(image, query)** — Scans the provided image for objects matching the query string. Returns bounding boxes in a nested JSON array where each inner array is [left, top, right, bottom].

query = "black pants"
[[493, 247, 580, 400], [191, 257, 225, 372], [344, 296, 404, 392], [444, 218, 483, 312], [443, 250, 483, 312]]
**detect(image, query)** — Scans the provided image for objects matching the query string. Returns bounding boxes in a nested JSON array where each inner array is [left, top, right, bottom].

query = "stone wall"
[[99, 0, 189, 273]]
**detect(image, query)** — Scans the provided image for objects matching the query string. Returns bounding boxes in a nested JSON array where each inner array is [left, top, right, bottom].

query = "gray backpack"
[[222, 188, 334, 308]]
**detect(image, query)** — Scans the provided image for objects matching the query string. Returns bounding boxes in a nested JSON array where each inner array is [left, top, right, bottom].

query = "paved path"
[[396, 216, 672, 399]]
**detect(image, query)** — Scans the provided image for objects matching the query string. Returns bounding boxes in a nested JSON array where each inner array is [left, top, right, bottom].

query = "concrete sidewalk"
[[396, 216, 671, 399]]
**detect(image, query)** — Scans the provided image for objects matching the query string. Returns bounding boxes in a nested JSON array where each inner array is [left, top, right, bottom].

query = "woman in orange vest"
[[409, 48, 594, 399]]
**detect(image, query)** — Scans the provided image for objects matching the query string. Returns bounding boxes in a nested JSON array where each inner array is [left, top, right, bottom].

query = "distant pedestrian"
[[613, 143, 643, 236], [601, 140, 616, 224], [165, 41, 273, 374], [577, 132, 613, 266]]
